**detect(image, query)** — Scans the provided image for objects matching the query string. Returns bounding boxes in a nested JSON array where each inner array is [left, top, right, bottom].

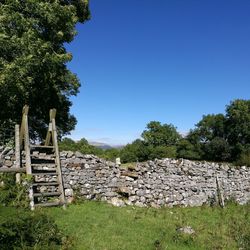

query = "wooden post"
[[22, 106, 35, 210], [45, 123, 52, 146], [50, 109, 66, 209], [216, 175, 225, 208], [15, 124, 21, 184]]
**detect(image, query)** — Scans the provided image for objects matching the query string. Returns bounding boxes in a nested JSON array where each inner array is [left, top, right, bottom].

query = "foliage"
[[183, 100, 250, 163], [142, 121, 181, 146], [226, 99, 250, 160], [0, 210, 68, 250], [203, 137, 231, 161], [120, 139, 150, 163], [176, 139, 201, 160], [102, 148, 121, 161], [235, 147, 250, 167], [148, 145, 177, 160], [62, 99, 250, 165], [0, 0, 90, 140], [59, 137, 103, 156], [0, 173, 29, 207]]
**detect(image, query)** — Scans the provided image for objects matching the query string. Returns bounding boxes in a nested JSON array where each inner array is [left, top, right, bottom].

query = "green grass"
[[1, 202, 249, 250]]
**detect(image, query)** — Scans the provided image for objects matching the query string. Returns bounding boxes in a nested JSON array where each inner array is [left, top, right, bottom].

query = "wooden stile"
[[1, 105, 66, 210]]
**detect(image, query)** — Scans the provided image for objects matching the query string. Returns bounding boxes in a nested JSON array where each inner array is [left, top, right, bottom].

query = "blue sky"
[[66, 0, 250, 145]]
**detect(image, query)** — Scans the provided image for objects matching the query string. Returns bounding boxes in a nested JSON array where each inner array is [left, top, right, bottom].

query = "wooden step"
[[31, 145, 54, 149], [32, 182, 59, 186], [31, 163, 56, 167], [31, 158, 55, 164], [30, 145, 55, 153], [33, 192, 61, 197], [34, 201, 64, 207], [32, 172, 58, 176]]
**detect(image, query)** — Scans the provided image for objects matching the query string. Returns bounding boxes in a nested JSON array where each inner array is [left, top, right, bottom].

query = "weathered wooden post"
[[216, 175, 225, 208], [15, 124, 21, 184], [50, 109, 67, 209]]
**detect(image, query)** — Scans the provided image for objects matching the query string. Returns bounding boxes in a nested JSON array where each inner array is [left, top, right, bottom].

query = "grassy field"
[[1, 201, 249, 250]]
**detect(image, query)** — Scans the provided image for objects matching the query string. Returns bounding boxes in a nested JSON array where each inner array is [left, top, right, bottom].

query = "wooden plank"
[[0, 168, 26, 173], [22, 107, 35, 211], [50, 109, 66, 209], [33, 191, 61, 197], [15, 124, 21, 183], [32, 172, 58, 176], [216, 175, 225, 208], [30, 145, 54, 149], [19, 105, 29, 147], [45, 123, 52, 146], [32, 182, 59, 186]]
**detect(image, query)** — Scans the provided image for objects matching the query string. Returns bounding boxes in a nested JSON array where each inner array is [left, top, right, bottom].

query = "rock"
[[109, 197, 125, 207], [75, 151, 84, 158], [4, 160, 12, 167], [118, 187, 130, 195], [65, 188, 74, 196], [67, 151, 74, 158], [177, 226, 195, 235], [135, 201, 145, 207], [105, 192, 117, 197]]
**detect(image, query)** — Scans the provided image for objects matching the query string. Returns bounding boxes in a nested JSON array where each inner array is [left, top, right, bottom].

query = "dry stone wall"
[[1, 147, 250, 207]]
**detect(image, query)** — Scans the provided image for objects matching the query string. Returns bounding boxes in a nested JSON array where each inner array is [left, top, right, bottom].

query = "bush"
[[0, 173, 29, 207], [235, 149, 250, 167], [0, 211, 68, 250], [148, 145, 177, 160]]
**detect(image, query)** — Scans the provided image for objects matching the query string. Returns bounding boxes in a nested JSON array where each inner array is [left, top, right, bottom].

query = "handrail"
[[18, 105, 34, 210], [44, 109, 66, 208], [19, 105, 29, 149]]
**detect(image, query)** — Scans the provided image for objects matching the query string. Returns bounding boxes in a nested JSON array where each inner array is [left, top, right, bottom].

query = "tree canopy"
[[0, 0, 90, 140], [141, 121, 181, 146]]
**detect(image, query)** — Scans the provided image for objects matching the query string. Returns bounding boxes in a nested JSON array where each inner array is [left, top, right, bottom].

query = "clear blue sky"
[[66, 0, 250, 145]]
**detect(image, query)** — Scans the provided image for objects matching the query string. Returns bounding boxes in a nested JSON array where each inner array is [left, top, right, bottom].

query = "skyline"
[[65, 0, 250, 145]]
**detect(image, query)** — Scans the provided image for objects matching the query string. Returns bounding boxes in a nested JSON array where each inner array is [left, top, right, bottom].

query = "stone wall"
[[1, 147, 250, 207]]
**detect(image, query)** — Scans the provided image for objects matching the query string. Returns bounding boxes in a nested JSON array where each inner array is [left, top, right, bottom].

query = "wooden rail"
[[45, 109, 66, 209], [1, 105, 66, 210]]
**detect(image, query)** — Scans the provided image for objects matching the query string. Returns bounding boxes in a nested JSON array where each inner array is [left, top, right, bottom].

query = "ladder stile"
[[16, 106, 66, 209]]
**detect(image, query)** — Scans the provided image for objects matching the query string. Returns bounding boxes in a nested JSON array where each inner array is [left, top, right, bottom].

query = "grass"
[[1, 201, 249, 250]]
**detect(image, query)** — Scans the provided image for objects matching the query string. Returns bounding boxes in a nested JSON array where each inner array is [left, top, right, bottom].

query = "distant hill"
[[89, 141, 124, 150]]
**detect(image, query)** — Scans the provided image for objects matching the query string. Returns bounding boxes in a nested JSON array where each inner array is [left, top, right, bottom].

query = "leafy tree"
[[148, 145, 177, 160], [59, 137, 103, 155], [120, 139, 150, 163], [177, 139, 201, 160], [141, 121, 181, 146], [225, 99, 250, 159], [102, 148, 121, 161], [186, 114, 230, 161], [0, 0, 90, 140], [192, 114, 226, 142], [203, 137, 231, 161]]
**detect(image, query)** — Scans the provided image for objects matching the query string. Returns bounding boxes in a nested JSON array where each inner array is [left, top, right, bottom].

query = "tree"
[[176, 139, 202, 160], [0, 0, 90, 140], [203, 137, 231, 161], [193, 114, 226, 142], [226, 100, 250, 146], [186, 114, 230, 161], [141, 121, 181, 147], [120, 139, 150, 163], [148, 145, 177, 160]]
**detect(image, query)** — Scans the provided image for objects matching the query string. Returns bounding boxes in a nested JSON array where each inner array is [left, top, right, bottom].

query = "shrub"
[[0, 173, 29, 207], [0, 211, 68, 250], [235, 150, 250, 167]]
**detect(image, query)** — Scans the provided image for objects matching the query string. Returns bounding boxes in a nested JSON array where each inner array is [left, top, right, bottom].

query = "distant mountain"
[[89, 141, 124, 150]]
